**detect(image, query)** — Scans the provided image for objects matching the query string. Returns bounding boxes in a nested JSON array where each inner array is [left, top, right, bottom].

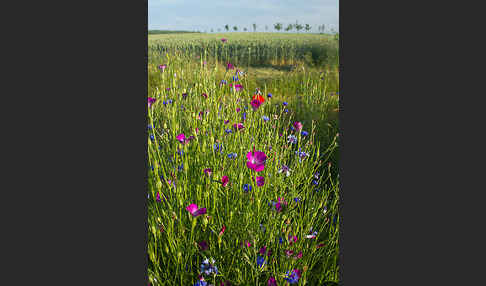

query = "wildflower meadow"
[[148, 33, 339, 286]]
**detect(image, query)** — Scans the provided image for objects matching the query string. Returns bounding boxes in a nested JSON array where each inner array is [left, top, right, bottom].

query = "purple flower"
[[242, 184, 252, 192], [220, 80, 227, 86], [287, 135, 298, 144], [198, 241, 209, 251], [203, 168, 212, 176], [278, 165, 291, 177], [257, 256, 266, 267], [234, 84, 243, 91], [221, 38, 227, 43], [267, 277, 277, 286], [251, 99, 262, 110], [202, 93, 208, 98], [233, 123, 244, 131], [158, 64, 166, 71], [262, 115, 270, 121], [227, 62, 234, 70], [227, 152, 237, 159], [200, 258, 218, 275], [222, 175, 229, 187], [225, 129, 232, 134], [186, 203, 207, 217], [301, 130, 309, 136], [246, 149, 267, 172], [256, 176, 265, 187], [148, 97, 156, 108]]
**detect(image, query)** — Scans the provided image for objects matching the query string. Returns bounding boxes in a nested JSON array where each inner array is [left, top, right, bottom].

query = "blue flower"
[[284, 270, 301, 284], [312, 180, 319, 185], [267, 93, 272, 98], [301, 131, 309, 136], [200, 258, 218, 275], [283, 101, 288, 106], [284, 109, 289, 113], [150, 134, 155, 141], [193, 280, 207, 286], [294, 197, 301, 203], [242, 112, 246, 120], [262, 115, 270, 122], [227, 152, 237, 159], [163, 101, 167, 105], [150, 166, 154, 171], [257, 256, 266, 267], [178, 164, 183, 172], [232, 76, 239, 81], [243, 184, 252, 192], [287, 135, 298, 144], [148, 124, 153, 130], [225, 129, 232, 134], [168, 99, 173, 104], [279, 237, 284, 244]]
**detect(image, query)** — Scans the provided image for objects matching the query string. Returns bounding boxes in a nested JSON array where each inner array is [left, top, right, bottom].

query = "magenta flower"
[[148, 97, 156, 108], [227, 62, 234, 70], [233, 123, 244, 130], [186, 203, 207, 217], [275, 197, 288, 212], [285, 249, 294, 257], [293, 121, 303, 131], [250, 99, 262, 110], [234, 84, 243, 92], [294, 251, 303, 259], [156, 192, 161, 202], [246, 149, 267, 172], [176, 133, 186, 143], [236, 107, 241, 112], [222, 175, 229, 187], [203, 168, 212, 176], [244, 240, 251, 247], [259, 246, 267, 255], [221, 38, 227, 43], [202, 93, 208, 98], [288, 235, 298, 245], [268, 277, 277, 286], [256, 176, 265, 187], [158, 64, 166, 71]]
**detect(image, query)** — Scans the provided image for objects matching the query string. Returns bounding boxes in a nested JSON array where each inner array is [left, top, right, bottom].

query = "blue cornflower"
[[295, 149, 309, 162], [267, 93, 272, 98], [225, 129, 232, 134], [256, 256, 266, 268], [283, 101, 288, 106], [150, 134, 155, 141], [227, 152, 237, 159], [301, 131, 309, 136], [168, 99, 173, 104], [148, 124, 153, 130], [193, 280, 207, 286], [284, 269, 301, 284], [314, 172, 320, 179], [163, 101, 167, 105], [294, 197, 301, 203], [288, 135, 298, 144], [177, 149, 184, 156], [243, 184, 252, 192], [214, 143, 220, 151], [290, 126, 295, 131], [200, 258, 218, 275], [178, 164, 183, 172], [284, 109, 289, 113], [262, 115, 270, 121], [232, 76, 239, 81], [312, 180, 319, 185], [242, 112, 246, 120], [279, 237, 284, 244], [150, 166, 154, 171]]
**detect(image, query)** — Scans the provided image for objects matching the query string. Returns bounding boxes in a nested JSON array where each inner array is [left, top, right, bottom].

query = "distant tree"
[[274, 23, 283, 32], [265, 25, 269, 31], [225, 24, 229, 31], [233, 26, 238, 31], [252, 23, 257, 32], [285, 23, 293, 32], [294, 20, 303, 32], [210, 28, 214, 33], [243, 27, 247, 31], [305, 24, 311, 33]]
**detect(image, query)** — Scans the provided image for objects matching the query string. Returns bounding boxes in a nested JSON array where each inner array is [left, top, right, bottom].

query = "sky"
[[148, 0, 339, 33]]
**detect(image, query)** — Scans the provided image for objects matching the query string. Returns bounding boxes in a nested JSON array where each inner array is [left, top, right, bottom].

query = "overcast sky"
[[148, 0, 339, 33]]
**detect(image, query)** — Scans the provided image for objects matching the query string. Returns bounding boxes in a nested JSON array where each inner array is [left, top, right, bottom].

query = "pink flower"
[[267, 277, 277, 286], [256, 176, 265, 187], [158, 64, 166, 71], [186, 203, 207, 217], [227, 62, 234, 70], [293, 121, 303, 131], [221, 38, 227, 43], [222, 175, 229, 187], [234, 84, 243, 92], [246, 149, 267, 172], [245, 240, 251, 247], [285, 249, 294, 257], [288, 235, 298, 245], [176, 133, 186, 143], [294, 251, 303, 259], [148, 97, 156, 108], [219, 225, 226, 236], [202, 93, 208, 98]]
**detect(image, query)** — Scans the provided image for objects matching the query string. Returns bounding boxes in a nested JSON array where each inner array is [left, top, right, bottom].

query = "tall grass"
[[148, 34, 339, 285]]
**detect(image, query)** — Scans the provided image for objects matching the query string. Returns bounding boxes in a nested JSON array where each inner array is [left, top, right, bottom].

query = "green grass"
[[148, 33, 339, 285]]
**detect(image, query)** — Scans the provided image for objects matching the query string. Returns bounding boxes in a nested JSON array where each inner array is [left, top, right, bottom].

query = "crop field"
[[148, 33, 340, 286]]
